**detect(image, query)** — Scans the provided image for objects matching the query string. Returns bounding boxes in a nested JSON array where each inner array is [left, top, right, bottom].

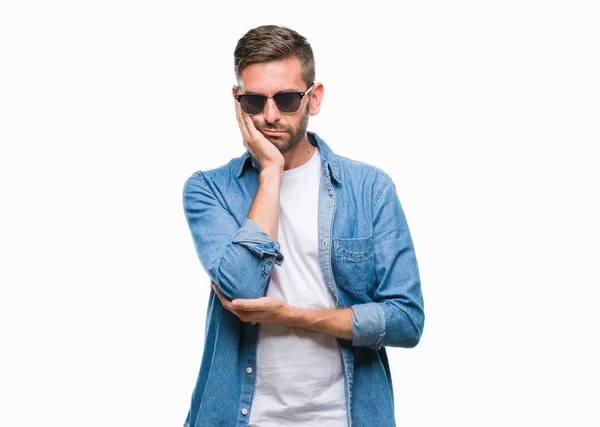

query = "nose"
[[262, 97, 281, 124]]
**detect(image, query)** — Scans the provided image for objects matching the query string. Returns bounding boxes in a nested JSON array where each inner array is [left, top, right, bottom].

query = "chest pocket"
[[332, 234, 376, 295]]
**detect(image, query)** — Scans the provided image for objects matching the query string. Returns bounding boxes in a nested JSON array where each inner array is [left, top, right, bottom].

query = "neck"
[[282, 134, 315, 171]]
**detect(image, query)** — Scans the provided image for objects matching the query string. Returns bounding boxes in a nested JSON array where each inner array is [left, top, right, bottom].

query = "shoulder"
[[334, 152, 394, 204], [183, 152, 247, 189], [335, 152, 391, 179]]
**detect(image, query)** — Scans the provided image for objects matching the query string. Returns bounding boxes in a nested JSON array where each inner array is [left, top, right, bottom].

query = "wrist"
[[259, 164, 283, 183], [281, 305, 305, 328]]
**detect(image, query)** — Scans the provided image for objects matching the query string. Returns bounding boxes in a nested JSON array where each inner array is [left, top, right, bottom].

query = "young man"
[[182, 25, 424, 427]]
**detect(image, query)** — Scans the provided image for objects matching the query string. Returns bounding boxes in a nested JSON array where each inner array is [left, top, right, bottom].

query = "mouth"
[[260, 129, 286, 136]]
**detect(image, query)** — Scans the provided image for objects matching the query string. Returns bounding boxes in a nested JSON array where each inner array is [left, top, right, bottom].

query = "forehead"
[[239, 57, 305, 93]]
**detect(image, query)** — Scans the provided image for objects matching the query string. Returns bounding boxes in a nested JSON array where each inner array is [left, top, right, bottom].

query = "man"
[[182, 25, 424, 427]]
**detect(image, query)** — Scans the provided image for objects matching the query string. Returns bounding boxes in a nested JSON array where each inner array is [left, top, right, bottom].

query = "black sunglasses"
[[235, 83, 315, 115]]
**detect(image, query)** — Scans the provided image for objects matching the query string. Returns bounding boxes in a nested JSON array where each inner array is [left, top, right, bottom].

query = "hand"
[[233, 89, 285, 171], [211, 280, 290, 326]]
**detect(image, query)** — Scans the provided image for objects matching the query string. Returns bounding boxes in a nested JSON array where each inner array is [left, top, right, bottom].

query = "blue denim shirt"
[[182, 131, 424, 427]]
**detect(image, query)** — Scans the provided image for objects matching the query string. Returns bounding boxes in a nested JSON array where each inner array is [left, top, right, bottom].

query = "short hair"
[[234, 25, 315, 88]]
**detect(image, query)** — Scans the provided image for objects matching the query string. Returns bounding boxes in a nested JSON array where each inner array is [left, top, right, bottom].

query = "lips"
[[260, 129, 286, 136]]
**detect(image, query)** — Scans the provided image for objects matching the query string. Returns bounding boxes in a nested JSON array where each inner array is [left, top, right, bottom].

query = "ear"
[[308, 82, 324, 116], [232, 85, 239, 99]]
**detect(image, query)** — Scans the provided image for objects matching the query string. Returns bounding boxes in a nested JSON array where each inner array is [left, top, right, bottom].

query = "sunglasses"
[[235, 83, 314, 115]]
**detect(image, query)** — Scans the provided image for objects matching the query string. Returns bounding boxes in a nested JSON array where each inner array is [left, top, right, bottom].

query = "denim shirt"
[[182, 131, 424, 427]]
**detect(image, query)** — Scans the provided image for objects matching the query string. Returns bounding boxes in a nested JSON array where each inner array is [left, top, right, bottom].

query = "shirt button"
[[241, 408, 248, 415], [250, 321, 256, 325], [246, 367, 253, 374]]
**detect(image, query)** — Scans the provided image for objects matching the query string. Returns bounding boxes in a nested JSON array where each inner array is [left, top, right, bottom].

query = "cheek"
[[289, 113, 308, 132]]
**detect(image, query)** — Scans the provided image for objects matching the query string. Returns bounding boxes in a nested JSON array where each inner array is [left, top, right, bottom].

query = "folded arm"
[[350, 175, 425, 350], [194, 172, 424, 349], [182, 170, 284, 300]]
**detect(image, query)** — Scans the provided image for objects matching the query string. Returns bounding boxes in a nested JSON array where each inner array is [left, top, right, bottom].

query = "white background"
[[1, 1, 599, 426]]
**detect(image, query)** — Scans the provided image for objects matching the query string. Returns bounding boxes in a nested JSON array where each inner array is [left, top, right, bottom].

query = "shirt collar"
[[236, 131, 343, 185]]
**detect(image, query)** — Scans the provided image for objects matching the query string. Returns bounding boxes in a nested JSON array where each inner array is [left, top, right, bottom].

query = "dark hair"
[[234, 25, 315, 88]]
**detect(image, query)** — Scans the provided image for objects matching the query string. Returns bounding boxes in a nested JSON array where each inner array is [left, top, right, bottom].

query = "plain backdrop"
[[1, 1, 599, 426]]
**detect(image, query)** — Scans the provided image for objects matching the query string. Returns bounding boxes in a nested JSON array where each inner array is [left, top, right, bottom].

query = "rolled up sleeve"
[[183, 171, 284, 300], [231, 218, 284, 265], [351, 302, 386, 349], [351, 175, 425, 350]]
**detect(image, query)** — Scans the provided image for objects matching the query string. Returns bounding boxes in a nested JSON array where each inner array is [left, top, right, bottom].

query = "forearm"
[[183, 171, 284, 301], [248, 166, 283, 242], [214, 225, 281, 299], [286, 306, 354, 341]]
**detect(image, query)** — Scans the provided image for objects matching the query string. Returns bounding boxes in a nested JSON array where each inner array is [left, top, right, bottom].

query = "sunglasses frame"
[[234, 83, 315, 115]]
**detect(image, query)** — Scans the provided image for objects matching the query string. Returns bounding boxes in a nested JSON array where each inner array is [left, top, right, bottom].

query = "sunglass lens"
[[240, 95, 265, 114], [274, 93, 301, 113]]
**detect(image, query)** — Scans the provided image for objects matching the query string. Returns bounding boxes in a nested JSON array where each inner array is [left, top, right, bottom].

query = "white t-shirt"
[[248, 146, 347, 426]]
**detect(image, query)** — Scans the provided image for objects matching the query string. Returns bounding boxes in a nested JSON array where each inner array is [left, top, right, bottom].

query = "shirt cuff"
[[351, 302, 386, 350], [231, 217, 284, 266]]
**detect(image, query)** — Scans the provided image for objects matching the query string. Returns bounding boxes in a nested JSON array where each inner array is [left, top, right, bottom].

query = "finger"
[[233, 95, 249, 139], [212, 282, 226, 300], [212, 282, 234, 308], [234, 94, 265, 141], [232, 298, 266, 311], [240, 108, 263, 140], [234, 97, 252, 143], [211, 285, 250, 320], [235, 94, 259, 150]]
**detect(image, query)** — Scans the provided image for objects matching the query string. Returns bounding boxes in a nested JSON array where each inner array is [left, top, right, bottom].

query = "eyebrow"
[[244, 88, 303, 95]]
